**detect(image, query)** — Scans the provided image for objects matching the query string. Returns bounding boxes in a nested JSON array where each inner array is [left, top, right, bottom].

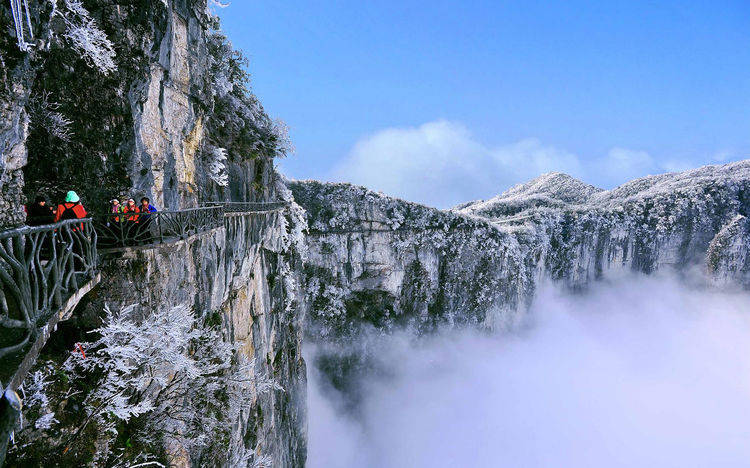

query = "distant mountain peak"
[[456, 172, 602, 218], [498, 172, 603, 203]]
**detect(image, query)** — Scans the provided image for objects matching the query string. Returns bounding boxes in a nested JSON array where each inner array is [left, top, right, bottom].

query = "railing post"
[[158, 212, 163, 243], [51, 229, 62, 309]]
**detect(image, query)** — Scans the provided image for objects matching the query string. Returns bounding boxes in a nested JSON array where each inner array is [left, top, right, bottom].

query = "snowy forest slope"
[[291, 160, 750, 339]]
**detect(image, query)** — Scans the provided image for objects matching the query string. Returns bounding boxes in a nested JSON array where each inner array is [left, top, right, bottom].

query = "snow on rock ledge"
[[707, 214, 750, 287], [291, 160, 750, 339]]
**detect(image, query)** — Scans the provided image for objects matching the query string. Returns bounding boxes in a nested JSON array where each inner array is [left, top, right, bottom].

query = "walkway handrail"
[[0, 219, 98, 361], [205, 201, 287, 213], [94, 206, 225, 249]]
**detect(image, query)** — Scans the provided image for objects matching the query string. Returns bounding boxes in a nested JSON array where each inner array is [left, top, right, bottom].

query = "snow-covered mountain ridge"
[[291, 160, 750, 339]]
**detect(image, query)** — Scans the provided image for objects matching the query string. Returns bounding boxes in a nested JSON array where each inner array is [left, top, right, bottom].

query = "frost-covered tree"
[[207, 145, 230, 186], [50, 0, 117, 73], [62, 304, 280, 463], [13, 304, 280, 466], [28, 91, 73, 141]]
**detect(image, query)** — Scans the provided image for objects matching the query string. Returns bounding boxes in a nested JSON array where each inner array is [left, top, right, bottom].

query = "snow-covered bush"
[[272, 118, 294, 157], [205, 31, 291, 162], [207, 145, 229, 186], [21, 367, 58, 430], [28, 91, 73, 141], [205, 0, 230, 17], [51, 0, 117, 73], [60, 304, 280, 463]]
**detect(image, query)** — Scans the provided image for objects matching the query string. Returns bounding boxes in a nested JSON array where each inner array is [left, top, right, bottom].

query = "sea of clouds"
[[307, 275, 750, 468]]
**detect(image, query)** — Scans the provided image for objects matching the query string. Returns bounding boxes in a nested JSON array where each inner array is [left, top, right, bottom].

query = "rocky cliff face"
[[291, 160, 750, 340], [707, 214, 750, 288], [94, 180, 307, 466], [8, 179, 309, 467], [290, 181, 530, 339], [2, 0, 283, 215], [2, 1, 306, 466]]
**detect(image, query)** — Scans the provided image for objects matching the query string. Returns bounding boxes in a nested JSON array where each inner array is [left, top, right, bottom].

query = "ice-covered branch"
[[52, 0, 117, 73], [207, 146, 229, 186], [28, 91, 73, 141]]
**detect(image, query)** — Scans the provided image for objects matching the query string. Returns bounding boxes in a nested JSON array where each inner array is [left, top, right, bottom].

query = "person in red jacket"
[[54, 191, 88, 269], [54, 191, 87, 226], [121, 198, 141, 221]]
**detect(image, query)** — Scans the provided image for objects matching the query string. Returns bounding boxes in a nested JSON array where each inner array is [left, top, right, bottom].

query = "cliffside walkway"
[[0, 200, 288, 464], [206, 201, 288, 216], [0, 219, 99, 464], [96, 202, 288, 249]]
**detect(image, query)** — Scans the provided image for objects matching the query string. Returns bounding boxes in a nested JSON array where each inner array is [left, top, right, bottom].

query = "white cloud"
[[331, 121, 493, 208], [308, 276, 750, 468], [330, 120, 722, 208]]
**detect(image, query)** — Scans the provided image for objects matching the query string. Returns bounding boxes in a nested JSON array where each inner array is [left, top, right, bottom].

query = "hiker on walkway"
[[122, 199, 140, 221], [138, 197, 157, 244], [121, 199, 140, 244], [110, 199, 122, 216], [139, 197, 157, 217], [26, 195, 55, 226], [54, 191, 88, 269], [105, 198, 123, 229], [25, 195, 55, 258], [54, 191, 87, 227]]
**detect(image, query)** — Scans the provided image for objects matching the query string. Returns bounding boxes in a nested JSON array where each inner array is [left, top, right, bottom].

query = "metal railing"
[[0, 200, 293, 462], [0, 219, 98, 360], [205, 201, 287, 213], [94, 206, 225, 249]]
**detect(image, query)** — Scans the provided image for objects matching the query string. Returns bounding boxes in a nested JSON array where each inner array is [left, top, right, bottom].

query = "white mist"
[[307, 275, 750, 468]]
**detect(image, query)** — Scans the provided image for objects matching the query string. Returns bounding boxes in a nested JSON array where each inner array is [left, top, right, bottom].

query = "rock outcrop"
[[291, 160, 750, 339], [2, 1, 305, 466], [90, 185, 307, 466], [707, 214, 750, 287]]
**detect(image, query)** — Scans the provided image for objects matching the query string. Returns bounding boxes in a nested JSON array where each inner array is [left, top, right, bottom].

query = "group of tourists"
[[109, 197, 157, 220], [25, 192, 159, 245], [107, 197, 158, 244], [25, 191, 87, 227]]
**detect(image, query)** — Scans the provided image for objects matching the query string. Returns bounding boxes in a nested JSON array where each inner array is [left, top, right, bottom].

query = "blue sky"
[[218, 0, 750, 207]]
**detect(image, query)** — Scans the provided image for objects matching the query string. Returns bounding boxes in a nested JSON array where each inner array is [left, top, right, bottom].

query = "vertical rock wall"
[[9, 181, 309, 466], [291, 162, 750, 340], [0, 3, 35, 227], [129, 2, 208, 209]]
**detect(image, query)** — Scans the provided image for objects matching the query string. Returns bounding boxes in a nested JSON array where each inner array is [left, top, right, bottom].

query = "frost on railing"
[[0, 219, 97, 361], [205, 201, 288, 214], [10, 0, 34, 51], [94, 206, 225, 249]]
